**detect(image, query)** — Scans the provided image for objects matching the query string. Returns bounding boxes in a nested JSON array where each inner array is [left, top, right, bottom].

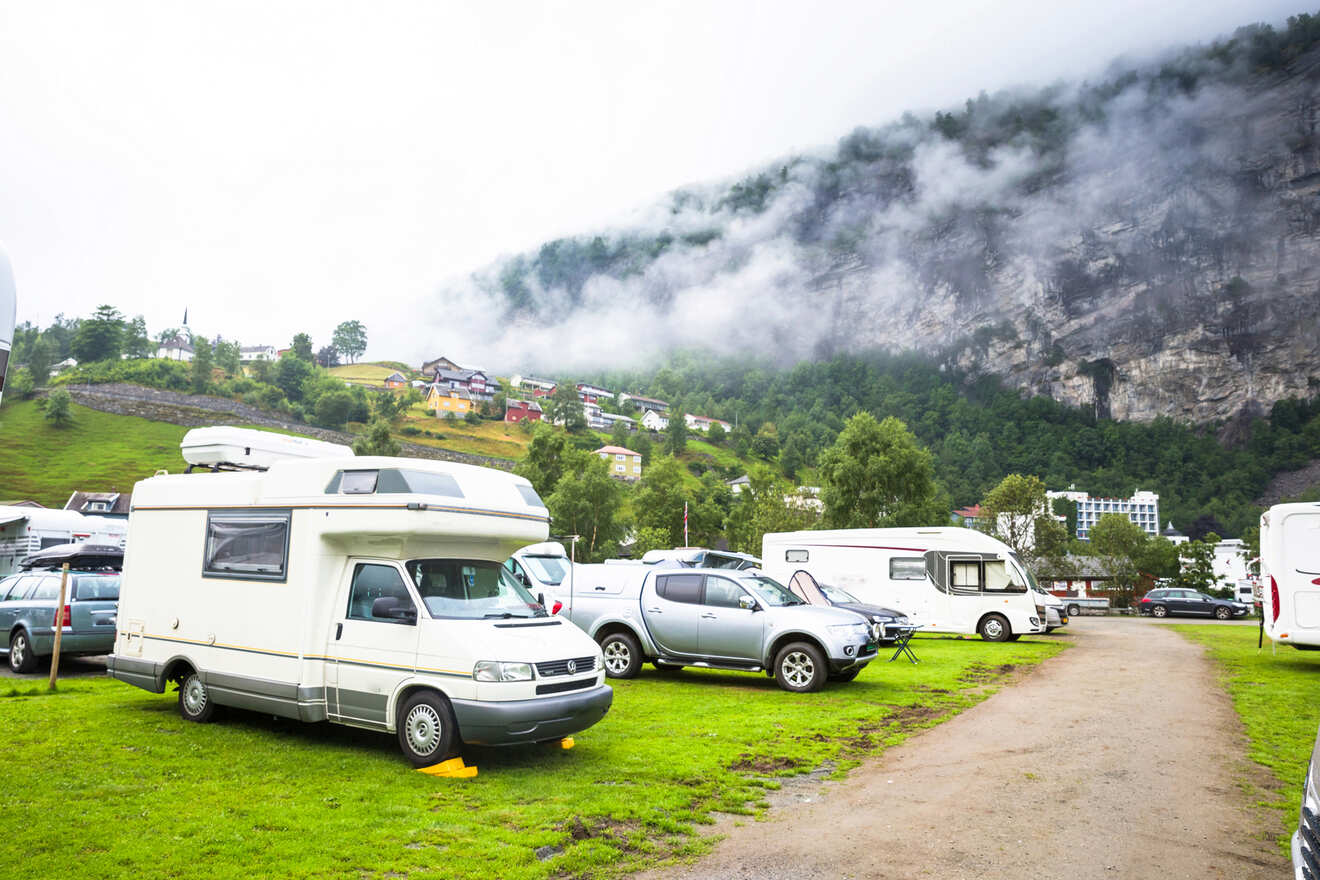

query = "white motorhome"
[[107, 427, 612, 765], [0, 506, 128, 576], [761, 528, 1047, 641], [0, 242, 15, 404], [1260, 502, 1320, 650]]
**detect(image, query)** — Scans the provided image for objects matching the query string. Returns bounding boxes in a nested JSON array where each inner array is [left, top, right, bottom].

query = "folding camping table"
[[887, 625, 921, 663]]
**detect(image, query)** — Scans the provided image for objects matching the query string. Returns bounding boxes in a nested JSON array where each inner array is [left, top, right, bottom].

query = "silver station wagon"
[[1, 556, 121, 673]]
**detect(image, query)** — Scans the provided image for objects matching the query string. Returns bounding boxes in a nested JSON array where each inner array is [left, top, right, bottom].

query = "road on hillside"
[[636, 619, 1288, 880]]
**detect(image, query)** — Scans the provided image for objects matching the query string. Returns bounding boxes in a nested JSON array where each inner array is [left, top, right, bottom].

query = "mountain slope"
[[432, 15, 1320, 424]]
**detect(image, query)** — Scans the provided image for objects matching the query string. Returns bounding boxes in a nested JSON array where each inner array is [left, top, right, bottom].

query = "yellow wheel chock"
[[417, 756, 478, 778]]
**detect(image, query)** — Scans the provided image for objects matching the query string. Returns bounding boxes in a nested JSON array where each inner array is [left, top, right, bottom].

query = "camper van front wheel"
[[978, 614, 1011, 643], [397, 691, 456, 767], [178, 672, 216, 723]]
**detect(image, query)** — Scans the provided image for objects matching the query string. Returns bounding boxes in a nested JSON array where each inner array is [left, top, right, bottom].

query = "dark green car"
[[1, 569, 120, 673]]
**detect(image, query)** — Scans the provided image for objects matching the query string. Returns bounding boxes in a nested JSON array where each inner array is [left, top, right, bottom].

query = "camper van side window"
[[202, 510, 291, 581], [890, 558, 926, 580], [339, 471, 379, 494], [950, 561, 982, 594], [785, 549, 808, 563]]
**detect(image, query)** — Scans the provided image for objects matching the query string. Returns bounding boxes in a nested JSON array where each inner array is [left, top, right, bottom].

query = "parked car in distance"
[[1137, 588, 1251, 619], [1, 547, 121, 673], [784, 570, 916, 645], [637, 547, 762, 570], [1294, 721, 1319, 880]]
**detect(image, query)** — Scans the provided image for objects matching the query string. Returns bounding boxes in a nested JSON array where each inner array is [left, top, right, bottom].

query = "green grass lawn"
[[1173, 625, 1320, 852], [0, 399, 189, 506], [1, 635, 1064, 879]]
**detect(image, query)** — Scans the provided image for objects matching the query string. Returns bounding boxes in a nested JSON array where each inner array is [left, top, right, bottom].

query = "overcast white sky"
[[0, 1, 1302, 361]]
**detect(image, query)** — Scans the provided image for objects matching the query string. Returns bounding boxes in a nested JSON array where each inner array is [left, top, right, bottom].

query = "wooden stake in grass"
[[48, 562, 69, 691]]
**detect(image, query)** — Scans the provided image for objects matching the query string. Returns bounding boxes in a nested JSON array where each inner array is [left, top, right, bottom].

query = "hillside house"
[[512, 375, 557, 397], [576, 383, 615, 404], [384, 371, 408, 389], [64, 491, 132, 519], [157, 335, 194, 362], [239, 345, 277, 361], [593, 411, 635, 432], [505, 399, 543, 423], [618, 393, 669, 412], [727, 475, 751, 495], [641, 409, 669, 431], [420, 356, 462, 375], [427, 385, 472, 416], [685, 413, 731, 433], [594, 445, 643, 481], [951, 505, 982, 528], [432, 368, 499, 402]]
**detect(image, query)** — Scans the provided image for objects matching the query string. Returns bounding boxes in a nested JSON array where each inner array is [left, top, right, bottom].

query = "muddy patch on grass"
[[728, 754, 803, 773]]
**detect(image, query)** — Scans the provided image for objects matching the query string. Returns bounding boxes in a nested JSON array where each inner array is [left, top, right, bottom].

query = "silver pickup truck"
[[560, 565, 877, 692]]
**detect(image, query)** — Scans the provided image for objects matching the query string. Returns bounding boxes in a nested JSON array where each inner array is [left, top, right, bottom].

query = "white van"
[[505, 541, 578, 615], [761, 528, 1047, 641], [107, 427, 612, 765], [0, 506, 128, 576], [1260, 502, 1320, 650]]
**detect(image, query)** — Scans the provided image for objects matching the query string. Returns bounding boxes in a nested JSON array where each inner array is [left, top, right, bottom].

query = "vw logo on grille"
[[566, 659, 577, 674]]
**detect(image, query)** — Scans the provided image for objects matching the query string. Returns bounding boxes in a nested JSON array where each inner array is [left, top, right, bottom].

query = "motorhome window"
[[703, 577, 748, 608], [516, 485, 545, 508], [890, 558, 926, 580], [984, 561, 1024, 593], [202, 511, 290, 581], [339, 471, 379, 494], [950, 561, 982, 594], [656, 574, 702, 604], [745, 576, 806, 607], [398, 470, 463, 498], [406, 559, 545, 619], [785, 549, 809, 563], [73, 575, 120, 601], [347, 564, 415, 623], [1282, 513, 1320, 573], [39, 537, 68, 550], [521, 555, 569, 586], [1007, 552, 1040, 591]]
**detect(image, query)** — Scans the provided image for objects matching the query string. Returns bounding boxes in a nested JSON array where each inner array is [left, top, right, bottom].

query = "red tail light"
[[1270, 576, 1280, 624], [54, 604, 71, 628], [551, 600, 563, 615]]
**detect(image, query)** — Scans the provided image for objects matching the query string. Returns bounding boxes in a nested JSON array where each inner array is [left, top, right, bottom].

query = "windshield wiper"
[[483, 611, 533, 619]]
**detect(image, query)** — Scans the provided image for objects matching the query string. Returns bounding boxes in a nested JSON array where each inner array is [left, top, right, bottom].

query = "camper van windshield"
[[521, 555, 569, 586], [406, 559, 547, 619], [1008, 552, 1040, 591]]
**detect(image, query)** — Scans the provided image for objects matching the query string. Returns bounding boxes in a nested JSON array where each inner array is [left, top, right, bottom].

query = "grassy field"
[[401, 407, 531, 462], [328, 363, 407, 386], [1173, 625, 1320, 852], [0, 399, 189, 506], [1, 635, 1064, 879]]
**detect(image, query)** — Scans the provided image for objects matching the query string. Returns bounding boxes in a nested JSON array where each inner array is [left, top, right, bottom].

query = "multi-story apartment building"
[[1048, 488, 1160, 540]]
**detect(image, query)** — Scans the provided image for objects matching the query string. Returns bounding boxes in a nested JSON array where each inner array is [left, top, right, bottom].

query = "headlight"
[[473, 661, 534, 682], [829, 623, 869, 642]]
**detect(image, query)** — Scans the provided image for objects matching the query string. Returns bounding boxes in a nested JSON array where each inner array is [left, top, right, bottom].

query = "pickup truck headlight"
[[473, 661, 534, 682], [829, 623, 870, 642]]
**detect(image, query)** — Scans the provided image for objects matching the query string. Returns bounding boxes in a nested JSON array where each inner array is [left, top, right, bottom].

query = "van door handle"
[[646, 607, 661, 613], [595, 586, 606, 591], [700, 613, 717, 619], [335, 623, 343, 640]]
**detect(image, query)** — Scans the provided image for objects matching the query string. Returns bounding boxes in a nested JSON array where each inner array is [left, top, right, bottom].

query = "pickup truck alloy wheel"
[[179, 672, 216, 723], [774, 641, 826, 693], [397, 691, 456, 767], [1152, 605, 1168, 618], [1214, 605, 1231, 620], [9, 630, 36, 674], [600, 632, 642, 679], [978, 614, 1011, 642]]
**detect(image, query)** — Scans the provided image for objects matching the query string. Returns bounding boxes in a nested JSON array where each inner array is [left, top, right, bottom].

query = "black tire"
[[1214, 605, 1231, 620], [773, 641, 827, 693], [1066, 604, 1081, 617], [8, 629, 37, 674], [1151, 605, 1168, 618], [827, 668, 860, 683], [396, 690, 458, 767], [978, 614, 1011, 643], [599, 631, 643, 679], [178, 671, 217, 723], [652, 661, 684, 674]]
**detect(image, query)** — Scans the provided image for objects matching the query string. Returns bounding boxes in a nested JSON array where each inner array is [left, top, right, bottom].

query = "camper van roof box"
[[181, 426, 353, 472]]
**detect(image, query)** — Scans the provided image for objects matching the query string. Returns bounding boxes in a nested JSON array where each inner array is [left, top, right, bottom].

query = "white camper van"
[[0, 506, 128, 576], [108, 427, 612, 765], [761, 528, 1047, 641], [1260, 502, 1320, 650]]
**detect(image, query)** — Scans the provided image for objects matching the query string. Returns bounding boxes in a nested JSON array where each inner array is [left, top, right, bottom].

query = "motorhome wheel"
[[178, 672, 216, 723], [773, 641, 826, 693], [8, 630, 36, 673], [978, 614, 1011, 643], [599, 632, 642, 679], [397, 691, 456, 767]]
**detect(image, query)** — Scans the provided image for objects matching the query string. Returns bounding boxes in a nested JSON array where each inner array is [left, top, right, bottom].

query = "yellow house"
[[594, 445, 642, 481], [427, 385, 472, 415]]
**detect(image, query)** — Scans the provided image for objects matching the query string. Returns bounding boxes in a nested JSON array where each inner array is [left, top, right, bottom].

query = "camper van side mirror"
[[372, 597, 417, 623]]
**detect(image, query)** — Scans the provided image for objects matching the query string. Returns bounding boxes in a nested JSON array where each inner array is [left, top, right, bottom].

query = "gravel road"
[[638, 618, 1288, 880]]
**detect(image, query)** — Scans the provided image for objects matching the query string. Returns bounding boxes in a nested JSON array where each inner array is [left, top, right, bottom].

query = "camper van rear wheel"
[[978, 614, 1011, 643], [178, 672, 216, 723], [774, 641, 826, 693], [397, 691, 456, 767], [8, 630, 36, 674], [600, 632, 642, 679]]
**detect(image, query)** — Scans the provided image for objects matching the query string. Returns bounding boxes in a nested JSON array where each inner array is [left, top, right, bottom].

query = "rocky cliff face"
[[436, 29, 1320, 425]]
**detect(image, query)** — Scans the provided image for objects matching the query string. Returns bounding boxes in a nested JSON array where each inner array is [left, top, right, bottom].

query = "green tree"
[[124, 316, 153, 358], [190, 337, 214, 394], [70, 304, 124, 363], [26, 336, 53, 385], [331, 320, 368, 363], [632, 455, 689, 547], [544, 384, 586, 433], [976, 474, 1068, 568], [316, 346, 340, 368], [514, 425, 572, 498], [819, 412, 946, 528], [630, 526, 672, 557], [314, 390, 356, 428], [1088, 513, 1148, 607], [751, 422, 780, 460], [214, 339, 242, 376], [1134, 536, 1180, 580], [274, 354, 315, 402], [546, 452, 627, 562], [291, 333, 314, 362], [7, 367, 35, 399], [609, 419, 631, 448], [352, 419, 401, 456], [371, 389, 411, 422], [725, 466, 821, 555], [44, 388, 73, 427], [663, 413, 688, 456], [1174, 535, 1223, 594], [632, 429, 653, 464]]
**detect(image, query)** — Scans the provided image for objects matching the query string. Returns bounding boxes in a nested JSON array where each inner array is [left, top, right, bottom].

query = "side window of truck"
[[890, 558, 926, 580], [203, 510, 291, 581], [656, 574, 702, 604], [703, 577, 746, 608], [347, 564, 416, 623]]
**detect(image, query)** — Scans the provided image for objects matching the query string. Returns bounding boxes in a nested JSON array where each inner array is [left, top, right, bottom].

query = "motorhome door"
[[945, 555, 986, 631], [326, 561, 421, 729]]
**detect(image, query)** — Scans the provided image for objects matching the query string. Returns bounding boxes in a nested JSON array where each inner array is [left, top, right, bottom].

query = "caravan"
[[1260, 502, 1320, 650], [761, 528, 1047, 641], [108, 427, 612, 765], [0, 506, 128, 576]]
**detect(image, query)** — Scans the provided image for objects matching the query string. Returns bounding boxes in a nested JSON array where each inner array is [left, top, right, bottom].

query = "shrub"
[[44, 388, 74, 427]]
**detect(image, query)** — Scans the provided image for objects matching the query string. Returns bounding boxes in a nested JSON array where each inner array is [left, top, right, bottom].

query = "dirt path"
[[637, 619, 1288, 880]]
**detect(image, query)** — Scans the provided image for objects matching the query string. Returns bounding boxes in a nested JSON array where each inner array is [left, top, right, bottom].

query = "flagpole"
[[683, 501, 688, 546]]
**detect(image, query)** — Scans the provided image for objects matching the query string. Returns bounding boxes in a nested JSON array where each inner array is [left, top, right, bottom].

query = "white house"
[[618, 393, 669, 412], [157, 335, 194, 362], [640, 409, 669, 431], [239, 345, 277, 362]]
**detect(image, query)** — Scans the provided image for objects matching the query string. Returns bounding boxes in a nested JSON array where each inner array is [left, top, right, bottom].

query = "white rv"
[[761, 528, 1047, 641], [108, 427, 612, 765], [0, 506, 128, 576], [0, 242, 15, 404], [1260, 502, 1320, 650]]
